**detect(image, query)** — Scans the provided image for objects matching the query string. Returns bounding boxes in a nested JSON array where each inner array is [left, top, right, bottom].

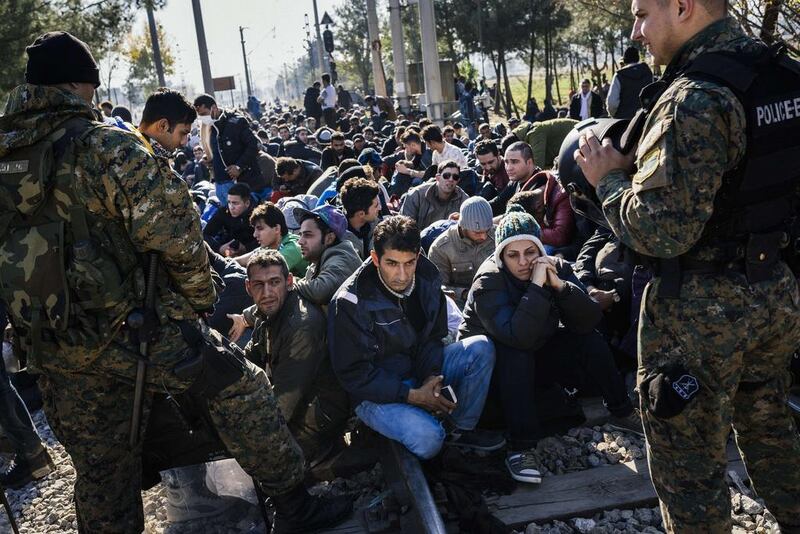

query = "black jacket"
[[321, 146, 356, 171], [569, 91, 604, 120], [282, 139, 322, 165], [304, 87, 322, 119], [202, 204, 258, 253], [214, 111, 266, 191], [329, 255, 448, 406], [613, 62, 654, 119], [459, 256, 601, 351], [273, 160, 324, 196], [489, 179, 525, 217]]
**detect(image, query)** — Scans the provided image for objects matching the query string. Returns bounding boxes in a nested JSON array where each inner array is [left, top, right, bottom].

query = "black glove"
[[641, 363, 701, 419]]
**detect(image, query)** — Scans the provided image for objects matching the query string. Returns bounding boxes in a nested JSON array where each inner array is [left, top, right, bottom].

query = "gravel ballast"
[[0, 411, 783, 533]]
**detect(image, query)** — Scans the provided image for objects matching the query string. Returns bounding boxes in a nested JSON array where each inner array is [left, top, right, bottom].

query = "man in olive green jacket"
[[244, 249, 349, 463]]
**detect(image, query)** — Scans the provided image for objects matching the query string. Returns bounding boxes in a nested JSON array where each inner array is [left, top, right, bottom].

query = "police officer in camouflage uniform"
[[0, 32, 350, 534], [574, 1, 800, 531]]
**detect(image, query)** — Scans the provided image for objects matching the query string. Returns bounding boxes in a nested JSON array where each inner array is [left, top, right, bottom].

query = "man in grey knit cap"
[[429, 196, 496, 308]]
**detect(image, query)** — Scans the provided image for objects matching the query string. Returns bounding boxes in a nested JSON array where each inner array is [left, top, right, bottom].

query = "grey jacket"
[[428, 224, 495, 307], [295, 239, 363, 307], [400, 182, 468, 230]]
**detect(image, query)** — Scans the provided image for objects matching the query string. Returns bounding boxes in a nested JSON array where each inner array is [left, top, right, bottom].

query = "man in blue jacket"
[[329, 216, 504, 459]]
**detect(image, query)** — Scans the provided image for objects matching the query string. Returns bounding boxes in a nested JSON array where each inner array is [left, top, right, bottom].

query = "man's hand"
[[227, 313, 249, 343], [407, 375, 456, 414], [573, 131, 635, 188], [219, 240, 236, 257], [395, 161, 409, 174], [587, 286, 617, 311], [226, 165, 241, 180]]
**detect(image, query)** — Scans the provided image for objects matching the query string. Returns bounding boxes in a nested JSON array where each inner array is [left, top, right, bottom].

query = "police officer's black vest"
[[624, 43, 800, 295]]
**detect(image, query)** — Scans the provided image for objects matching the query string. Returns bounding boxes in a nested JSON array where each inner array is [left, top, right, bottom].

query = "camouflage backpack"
[[0, 117, 144, 371]]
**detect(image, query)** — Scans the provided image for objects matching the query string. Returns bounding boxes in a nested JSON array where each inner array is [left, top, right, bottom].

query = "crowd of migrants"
[[0, 47, 651, 510], [4, 32, 796, 533]]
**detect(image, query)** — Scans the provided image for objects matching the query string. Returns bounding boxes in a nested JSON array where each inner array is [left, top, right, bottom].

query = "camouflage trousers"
[[638, 263, 800, 533], [39, 320, 305, 534]]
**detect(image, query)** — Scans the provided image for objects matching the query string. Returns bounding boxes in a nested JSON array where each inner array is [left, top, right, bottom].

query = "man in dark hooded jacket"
[[606, 47, 653, 119]]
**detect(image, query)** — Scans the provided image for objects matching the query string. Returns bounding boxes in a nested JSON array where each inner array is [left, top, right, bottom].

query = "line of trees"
[[290, 0, 798, 118], [0, 0, 169, 109]]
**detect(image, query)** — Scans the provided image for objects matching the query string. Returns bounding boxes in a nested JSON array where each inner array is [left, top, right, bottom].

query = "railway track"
[[321, 392, 800, 534]]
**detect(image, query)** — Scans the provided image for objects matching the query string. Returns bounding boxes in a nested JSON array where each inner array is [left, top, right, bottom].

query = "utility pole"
[[283, 63, 291, 100], [304, 14, 316, 78], [312, 0, 326, 75], [366, 0, 387, 96], [388, 0, 409, 112], [145, 3, 166, 86], [239, 26, 253, 96], [192, 0, 215, 95], [418, 0, 444, 124]]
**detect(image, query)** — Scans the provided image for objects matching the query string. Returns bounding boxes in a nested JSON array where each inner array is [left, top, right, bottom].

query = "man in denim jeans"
[[329, 216, 504, 458]]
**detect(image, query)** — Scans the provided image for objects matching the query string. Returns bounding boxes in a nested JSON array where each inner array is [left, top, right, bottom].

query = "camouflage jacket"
[[0, 85, 214, 333], [596, 18, 761, 261]]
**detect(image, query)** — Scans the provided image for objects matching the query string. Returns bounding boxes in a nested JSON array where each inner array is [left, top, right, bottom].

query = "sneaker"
[[505, 450, 542, 484], [0, 447, 54, 488], [445, 428, 506, 452], [607, 409, 645, 437]]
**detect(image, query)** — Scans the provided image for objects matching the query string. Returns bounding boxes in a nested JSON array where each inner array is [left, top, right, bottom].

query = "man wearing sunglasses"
[[400, 160, 469, 230]]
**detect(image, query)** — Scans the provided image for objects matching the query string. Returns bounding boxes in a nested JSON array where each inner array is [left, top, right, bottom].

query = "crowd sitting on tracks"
[[145, 82, 647, 482], [1, 70, 652, 495], [5, 5, 800, 530]]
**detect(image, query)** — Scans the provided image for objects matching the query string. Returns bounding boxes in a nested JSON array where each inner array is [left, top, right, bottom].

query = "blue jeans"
[[215, 181, 235, 208], [250, 187, 272, 204], [0, 359, 41, 456], [355, 335, 495, 459]]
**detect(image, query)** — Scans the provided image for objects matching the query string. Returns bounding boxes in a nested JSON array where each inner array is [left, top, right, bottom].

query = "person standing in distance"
[[318, 73, 338, 129], [575, 1, 800, 532]]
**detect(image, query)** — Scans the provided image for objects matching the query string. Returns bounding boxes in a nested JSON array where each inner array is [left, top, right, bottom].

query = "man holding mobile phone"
[[330, 216, 505, 459]]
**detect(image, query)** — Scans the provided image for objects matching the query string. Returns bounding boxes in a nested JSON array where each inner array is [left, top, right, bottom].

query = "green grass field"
[[493, 68, 616, 117]]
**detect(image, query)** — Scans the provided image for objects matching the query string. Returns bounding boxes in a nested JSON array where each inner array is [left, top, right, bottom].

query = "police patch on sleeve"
[[632, 118, 672, 193], [632, 144, 670, 193]]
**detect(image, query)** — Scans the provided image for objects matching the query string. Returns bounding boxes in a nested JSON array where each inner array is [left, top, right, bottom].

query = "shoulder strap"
[[685, 51, 759, 93]]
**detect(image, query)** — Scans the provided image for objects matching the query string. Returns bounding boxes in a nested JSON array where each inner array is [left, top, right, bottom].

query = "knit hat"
[[25, 32, 100, 88], [458, 197, 493, 232], [494, 204, 546, 268]]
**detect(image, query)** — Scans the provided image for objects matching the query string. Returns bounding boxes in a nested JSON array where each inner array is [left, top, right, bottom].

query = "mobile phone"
[[440, 384, 457, 404], [230, 239, 240, 250]]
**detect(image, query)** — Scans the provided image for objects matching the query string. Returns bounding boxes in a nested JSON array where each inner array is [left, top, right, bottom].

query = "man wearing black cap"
[[0, 31, 351, 533]]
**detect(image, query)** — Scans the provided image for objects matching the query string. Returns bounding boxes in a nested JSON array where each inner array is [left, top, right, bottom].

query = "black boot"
[[0, 446, 54, 488], [271, 483, 352, 534]]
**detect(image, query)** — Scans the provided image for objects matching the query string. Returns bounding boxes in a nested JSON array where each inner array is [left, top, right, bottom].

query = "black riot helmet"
[[557, 118, 632, 229]]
